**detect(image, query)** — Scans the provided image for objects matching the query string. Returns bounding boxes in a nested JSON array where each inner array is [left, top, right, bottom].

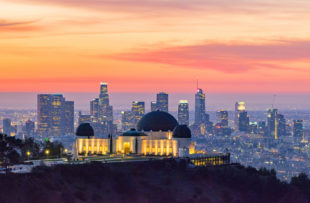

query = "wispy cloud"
[[105, 40, 310, 73], [0, 19, 42, 32]]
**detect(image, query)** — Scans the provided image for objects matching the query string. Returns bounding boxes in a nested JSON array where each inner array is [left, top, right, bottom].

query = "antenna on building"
[[196, 79, 199, 90]]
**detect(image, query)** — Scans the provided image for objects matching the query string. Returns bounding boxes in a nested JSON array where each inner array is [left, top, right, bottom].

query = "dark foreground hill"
[[0, 160, 309, 203]]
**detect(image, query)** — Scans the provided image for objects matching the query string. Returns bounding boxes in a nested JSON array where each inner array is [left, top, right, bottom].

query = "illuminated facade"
[[73, 111, 195, 158], [234, 101, 246, 131], [37, 94, 74, 137], [132, 101, 145, 124], [195, 88, 206, 124], [156, 92, 168, 112], [178, 100, 189, 126]]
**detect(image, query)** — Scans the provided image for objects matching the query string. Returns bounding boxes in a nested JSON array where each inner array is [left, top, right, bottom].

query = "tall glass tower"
[[156, 92, 168, 112], [195, 88, 206, 124], [178, 100, 189, 126]]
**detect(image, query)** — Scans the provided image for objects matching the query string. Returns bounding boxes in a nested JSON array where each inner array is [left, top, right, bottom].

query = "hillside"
[[0, 160, 308, 203]]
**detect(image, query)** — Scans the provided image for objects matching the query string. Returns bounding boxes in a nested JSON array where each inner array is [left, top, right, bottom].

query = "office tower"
[[156, 92, 168, 112], [90, 98, 99, 121], [267, 108, 278, 139], [277, 114, 286, 137], [64, 101, 74, 135], [3, 118, 11, 136], [50, 94, 65, 137], [99, 82, 113, 122], [293, 120, 303, 137], [37, 94, 74, 137], [258, 121, 267, 135], [37, 94, 52, 137], [195, 88, 206, 124], [178, 100, 189, 126], [151, 101, 157, 112], [235, 102, 246, 131], [121, 111, 135, 131], [216, 110, 229, 128], [132, 101, 145, 124], [25, 120, 35, 137], [238, 111, 249, 132]]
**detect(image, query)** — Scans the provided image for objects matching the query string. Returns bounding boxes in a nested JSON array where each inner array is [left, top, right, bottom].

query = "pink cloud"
[[104, 40, 310, 73]]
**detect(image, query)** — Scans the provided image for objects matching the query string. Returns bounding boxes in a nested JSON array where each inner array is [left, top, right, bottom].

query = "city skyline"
[[1, 0, 310, 93]]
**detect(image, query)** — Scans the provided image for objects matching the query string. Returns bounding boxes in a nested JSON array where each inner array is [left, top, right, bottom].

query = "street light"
[[64, 149, 68, 154], [45, 149, 50, 159], [26, 151, 31, 160]]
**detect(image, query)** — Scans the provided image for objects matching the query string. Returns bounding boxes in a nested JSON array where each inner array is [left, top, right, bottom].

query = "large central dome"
[[137, 111, 178, 132]]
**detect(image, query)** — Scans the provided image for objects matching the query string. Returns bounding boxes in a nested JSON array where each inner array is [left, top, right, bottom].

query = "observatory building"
[[73, 111, 195, 158]]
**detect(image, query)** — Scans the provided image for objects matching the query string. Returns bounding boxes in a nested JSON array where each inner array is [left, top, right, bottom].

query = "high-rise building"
[[216, 110, 229, 128], [64, 101, 74, 135], [156, 92, 168, 112], [195, 88, 206, 124], [178, 100, 189, 126], [3, 118, 11, 136], [151, 101, 157, 112], [267, 108, 278, 139], [235, 102, 246, 131], [277, 114, 286, 137], [37, 94, 52, 137], [37, 94, 74, 137], [121, 111, 135, 131], [238, 111, 249, 132], [78, 112, 92, 124], [25, 120, 35, 137], [98, 82, 113, 123], [293, 120, 303, 137], [132, 101, 145, 124], [90, 98, 99, 121]]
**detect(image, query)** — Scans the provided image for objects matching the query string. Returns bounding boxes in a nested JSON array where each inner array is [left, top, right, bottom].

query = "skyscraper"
[[121, 111, 135, 131], [178, 100, 189, 126], [238, 111, 249, 132], [3, 118, 11, 136], [195, 88, 206, 124], [25, 120, 35, 137], [235, 102, 246, 131], [293, 120, 303, 137], [132, 101, 145, 124], [151, 101, 157, 112], [64, 101, 74, 135], [90, 98, 99, 121], [216, 110, 229, 128], [37, 94, 52, 137], [37, 94, 74, 137], [99, 82, 113, 123], [267, 108, 278, 139], [156, 92, 168, 112], [277, 114, 286, 137]]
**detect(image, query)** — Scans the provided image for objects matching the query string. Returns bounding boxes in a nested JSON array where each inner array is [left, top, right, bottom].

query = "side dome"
[[137, 111, 178, 132], [76, 123, 94, 137], [173, 125, 192, 138]]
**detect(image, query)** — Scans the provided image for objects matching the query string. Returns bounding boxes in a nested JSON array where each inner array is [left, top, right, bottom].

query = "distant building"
[[267, 108, 278, 139], [132, 101, 145, 124], [156, 92, 168, 112], [216, 110, 229, 128], [234, 102, 246, 131], [37, 94, 74, 137], [178, 100, 189, 126], [238, 111, 249, 132], [151, 101, 157, 112], [293, 120, 303, 137], [121, 111, 135, 131], [78, 113, 92, 124], [277, 114, 286, 137], [64, 101, 74, 135], [90, 98, 99, 121], [3, 118, 11, 136], [195, 88, 206, 124], [25, 120, 35, 137]]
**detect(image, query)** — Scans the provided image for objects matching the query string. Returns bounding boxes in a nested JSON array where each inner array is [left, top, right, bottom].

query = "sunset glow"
[[1, 0, 310, 93]]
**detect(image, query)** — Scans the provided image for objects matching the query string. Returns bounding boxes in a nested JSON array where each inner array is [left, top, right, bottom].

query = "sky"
[[0, 0, 310, 100]]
